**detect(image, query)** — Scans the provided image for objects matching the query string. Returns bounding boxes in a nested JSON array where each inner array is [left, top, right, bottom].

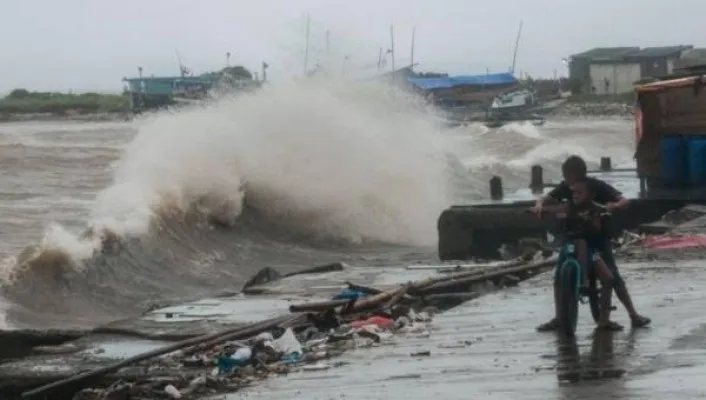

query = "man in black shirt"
[[531, 155, 651, 330]]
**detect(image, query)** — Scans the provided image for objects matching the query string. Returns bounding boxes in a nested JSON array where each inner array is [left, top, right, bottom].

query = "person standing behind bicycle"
[[531, 155, 651, 331]]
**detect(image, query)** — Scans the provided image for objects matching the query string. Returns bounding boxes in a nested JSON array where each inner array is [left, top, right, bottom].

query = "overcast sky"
[[0, 0, 703, 93]]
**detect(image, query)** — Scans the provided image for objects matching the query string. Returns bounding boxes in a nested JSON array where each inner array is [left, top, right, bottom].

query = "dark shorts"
[[555, 238, 625, 287]]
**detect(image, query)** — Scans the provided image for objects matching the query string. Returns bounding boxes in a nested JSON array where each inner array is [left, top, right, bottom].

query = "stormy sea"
[[0, 78, 634, 329]]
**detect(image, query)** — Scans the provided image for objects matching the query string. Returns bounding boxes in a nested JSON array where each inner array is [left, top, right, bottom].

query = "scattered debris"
[[16, 255, 556, 400]]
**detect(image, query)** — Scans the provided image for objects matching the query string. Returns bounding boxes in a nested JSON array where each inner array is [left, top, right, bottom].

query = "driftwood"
[[242, 263, 346, 294], [415, 257, 556, 295], [283, 262, 346, 278], [345, 281, 415, 302], [383, 284, 410, 310], [405, 258, 524, 271], [21, 314, 300, 399], [422, 292, 482, 302], [289, 299, 352, 313], [411, 257, 530, 291], [342, 286, 406, 314], [289, 256, 556, 315]]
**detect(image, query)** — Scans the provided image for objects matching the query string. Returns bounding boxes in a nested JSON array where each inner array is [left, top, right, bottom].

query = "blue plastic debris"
[[332, 289, 368, 301]]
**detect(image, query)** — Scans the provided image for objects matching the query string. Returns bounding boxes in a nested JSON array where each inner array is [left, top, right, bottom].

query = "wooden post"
[[600, 157, 612, 171], [530, 165, 544, 194], [489, 176, 503, 200]]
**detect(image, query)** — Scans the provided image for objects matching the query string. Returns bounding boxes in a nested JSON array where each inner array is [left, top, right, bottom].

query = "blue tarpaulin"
[[407, 72, 517, 90]]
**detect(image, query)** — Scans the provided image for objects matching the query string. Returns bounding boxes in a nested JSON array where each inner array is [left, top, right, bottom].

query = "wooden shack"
[[635, 70, 706, 193]]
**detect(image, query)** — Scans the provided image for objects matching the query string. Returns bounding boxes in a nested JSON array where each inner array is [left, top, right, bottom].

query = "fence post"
[[489, 176, 503, 200], [600, 157, 612, 171], [530, 165, 544, 194]]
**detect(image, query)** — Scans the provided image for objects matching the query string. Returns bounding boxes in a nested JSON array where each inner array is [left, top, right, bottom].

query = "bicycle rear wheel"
[[587, 269, 601, 323], [558, 259, 581, 337]]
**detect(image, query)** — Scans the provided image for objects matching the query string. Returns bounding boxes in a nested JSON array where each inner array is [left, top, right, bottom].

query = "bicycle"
[[531, 203, 614, 336]]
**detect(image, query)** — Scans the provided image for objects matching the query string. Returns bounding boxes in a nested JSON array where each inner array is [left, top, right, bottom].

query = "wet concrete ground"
[[234, 259, 706, 400]]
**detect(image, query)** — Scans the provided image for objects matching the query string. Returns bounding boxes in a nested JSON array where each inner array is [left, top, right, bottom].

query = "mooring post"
[[530, 165, 544, 194], [489, 176, 503, 200], [600, 157, 612, 171]]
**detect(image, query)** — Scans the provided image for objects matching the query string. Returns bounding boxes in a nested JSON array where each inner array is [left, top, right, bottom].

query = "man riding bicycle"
[[531, 155, 651, 331]]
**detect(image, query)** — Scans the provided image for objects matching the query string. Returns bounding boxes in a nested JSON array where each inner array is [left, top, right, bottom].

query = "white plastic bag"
[[270, 327, 302, 355]]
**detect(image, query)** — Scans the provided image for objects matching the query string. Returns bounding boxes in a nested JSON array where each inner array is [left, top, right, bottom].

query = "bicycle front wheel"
[[558, 259, 581, 337]]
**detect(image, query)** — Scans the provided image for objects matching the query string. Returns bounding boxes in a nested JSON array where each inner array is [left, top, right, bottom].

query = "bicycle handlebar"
[[526, 202, 612, 218]]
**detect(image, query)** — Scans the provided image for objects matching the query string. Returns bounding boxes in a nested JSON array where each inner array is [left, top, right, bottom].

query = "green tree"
[[202, 65, 253, 81], [6, 88, 30, 99]]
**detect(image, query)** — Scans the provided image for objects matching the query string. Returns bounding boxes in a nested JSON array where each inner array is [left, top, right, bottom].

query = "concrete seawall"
[[437, 199, 682, 261]]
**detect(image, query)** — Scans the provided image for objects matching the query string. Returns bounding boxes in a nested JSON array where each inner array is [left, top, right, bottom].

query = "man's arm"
[[536, 182, 571, 206], [596, 180, 629, 209]]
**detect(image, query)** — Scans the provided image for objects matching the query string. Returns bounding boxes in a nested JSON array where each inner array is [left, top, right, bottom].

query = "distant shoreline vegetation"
[[0, 89, 130, 116]]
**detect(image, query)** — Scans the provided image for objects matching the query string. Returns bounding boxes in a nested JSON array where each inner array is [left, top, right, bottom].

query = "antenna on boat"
[[389, 25, 396, 72], [325, 30, 330, 55], [303, 14, 311, 76], [410, 26, 416, 68], [175, 49, 188, 77], [510, 20, 523, 75], [377, 47, 383, 71]]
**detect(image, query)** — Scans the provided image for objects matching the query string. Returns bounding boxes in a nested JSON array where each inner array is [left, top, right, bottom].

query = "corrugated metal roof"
[[632, 46, 693, 58], [636, 76, 700, 92], [674, 48, 706, 70], [572, 46, 693, 62], [571, 47, 640, 61]]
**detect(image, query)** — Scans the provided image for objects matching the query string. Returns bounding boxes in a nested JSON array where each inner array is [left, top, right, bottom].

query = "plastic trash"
[[270, 328, 302, 355], [350, 315, 394, 329], [304, 337, 328, 349], [280, 352, 303, 364], [332, 288, 368, 300], [414, 311, 432, 322], [217, 346, 252, 374], [233, 346, 252, 361], [164, 384, 182, 398], [255, 332, 274, 343]]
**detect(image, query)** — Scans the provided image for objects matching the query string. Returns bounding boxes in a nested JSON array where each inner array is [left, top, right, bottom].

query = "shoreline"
[[0, 111, 132, 124], [0, 100, 633, 125]]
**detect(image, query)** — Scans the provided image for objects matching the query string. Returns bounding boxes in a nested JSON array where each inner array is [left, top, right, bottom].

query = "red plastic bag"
[[350, 315, 394, 329]]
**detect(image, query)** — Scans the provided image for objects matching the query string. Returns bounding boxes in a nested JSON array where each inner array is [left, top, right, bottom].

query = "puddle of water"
[[84, 339, 170, 359], [373, 268, 437, 286], [143, 296, 328, 323], [28, 365, 74, 374]]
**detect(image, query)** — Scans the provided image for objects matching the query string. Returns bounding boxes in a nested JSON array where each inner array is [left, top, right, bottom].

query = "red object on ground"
[[350, 315, 394, 329], [643, 234, 706, 249]]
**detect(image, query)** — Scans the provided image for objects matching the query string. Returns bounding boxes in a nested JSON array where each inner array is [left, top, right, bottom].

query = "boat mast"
[[304, 14, 311, 76], [510, 19, 523, 75], [325, 30, 330, 55], [410, 26, 416, 68], [389, 25, 396, 72], [175, 49, 187, 77]]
